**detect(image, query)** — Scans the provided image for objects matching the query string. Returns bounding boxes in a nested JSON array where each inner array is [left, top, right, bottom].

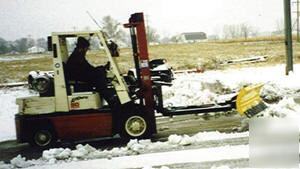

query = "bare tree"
[[223, 24, 239, 39], [223, 23, 259, 39], [212, 26, 221, 40], [274, 19, 284, 35], [160, 36, 171, 44], [147, 26, 160, 43], [36, 38, 47, 49], [240, 23, 252, 40], [250, 27, 260, 37], [101, 16, 126, 43], [231, 25, 240, 39]]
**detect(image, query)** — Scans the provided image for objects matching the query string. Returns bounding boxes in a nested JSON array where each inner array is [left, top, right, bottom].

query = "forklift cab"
[[45, 31, 131, 113]]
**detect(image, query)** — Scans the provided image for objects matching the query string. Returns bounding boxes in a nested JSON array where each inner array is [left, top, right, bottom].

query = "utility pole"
[[297, 0, 300, 41], [284, 0, 294, 75]]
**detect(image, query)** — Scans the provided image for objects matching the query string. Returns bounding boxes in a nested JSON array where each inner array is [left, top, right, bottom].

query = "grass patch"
[[1, 40, 300, 83]]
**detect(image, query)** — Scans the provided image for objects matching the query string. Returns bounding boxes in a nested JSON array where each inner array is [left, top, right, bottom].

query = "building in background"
[[27, 46, 45, 54], [180, 32, 207, 43]]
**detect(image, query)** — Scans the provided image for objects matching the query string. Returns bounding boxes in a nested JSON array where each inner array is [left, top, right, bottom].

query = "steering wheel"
[[104, 61, 111, 71]]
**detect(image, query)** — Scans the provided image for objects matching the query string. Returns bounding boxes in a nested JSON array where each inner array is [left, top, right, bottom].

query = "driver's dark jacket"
[[65, 48, 95, 82], [66, 48, 120, 118]]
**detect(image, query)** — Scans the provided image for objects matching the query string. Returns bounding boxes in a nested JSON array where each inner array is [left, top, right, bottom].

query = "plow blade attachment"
[[236, 84, 267, 118]]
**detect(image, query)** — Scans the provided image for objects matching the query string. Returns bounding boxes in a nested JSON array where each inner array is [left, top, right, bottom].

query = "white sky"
[[0, 0, 292, 40]]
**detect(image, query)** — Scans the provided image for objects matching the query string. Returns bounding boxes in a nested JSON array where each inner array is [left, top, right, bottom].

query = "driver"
[[66, 37, 120, 109]]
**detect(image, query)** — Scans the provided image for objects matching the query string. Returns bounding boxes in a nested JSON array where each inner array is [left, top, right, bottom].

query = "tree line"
[[0, 37, 47, 54], [0, 15, 286, 55]]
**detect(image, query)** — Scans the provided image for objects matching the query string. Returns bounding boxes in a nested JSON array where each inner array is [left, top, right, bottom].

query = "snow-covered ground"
[[26, 144, 249, 169], [1, 131, 249, 169], [0, 55, 47, 62], [1, 64, 300, 168], [0, 87, 35, 141]]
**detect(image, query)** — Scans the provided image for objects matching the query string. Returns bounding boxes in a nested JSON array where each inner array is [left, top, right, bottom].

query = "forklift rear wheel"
[[122, 114, 149, 139], [32, 130, 55, 147]]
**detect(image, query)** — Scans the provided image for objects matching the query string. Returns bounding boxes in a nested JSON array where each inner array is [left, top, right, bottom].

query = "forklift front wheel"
[[122, 115, 149, 139], [32, 130, 56, 147]]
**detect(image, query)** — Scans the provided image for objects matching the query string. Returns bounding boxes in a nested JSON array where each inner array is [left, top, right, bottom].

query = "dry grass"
[[1, 40, 300, 83]]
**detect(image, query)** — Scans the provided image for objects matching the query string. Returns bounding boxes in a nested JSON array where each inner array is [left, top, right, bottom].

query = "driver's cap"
[[76, 37, 90, 48]]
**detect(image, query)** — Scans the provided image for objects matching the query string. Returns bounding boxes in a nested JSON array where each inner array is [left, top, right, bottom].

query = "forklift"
[[15, 13, 264, 147]]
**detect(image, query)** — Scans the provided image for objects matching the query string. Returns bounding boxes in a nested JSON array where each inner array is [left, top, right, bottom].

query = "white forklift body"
[[16, 31, 131, 115]]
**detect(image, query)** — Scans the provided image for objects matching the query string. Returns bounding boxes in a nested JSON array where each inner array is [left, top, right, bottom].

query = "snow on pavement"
[[0, 131, 248, 168], [25, 145, 249, 169], [0, 86, 35, 142]]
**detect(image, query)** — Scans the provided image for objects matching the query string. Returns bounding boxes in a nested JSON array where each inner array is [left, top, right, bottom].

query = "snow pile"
[[0, 86, 35, 141], [167, 131, 248, 146], [257, 97, 300, 118], [164, 64, 300, 108], [163, 73, 232, 107], [42, 144, 130, 163], [211, 165, 231, 169], [260, 83, 284, 103], [40, 131, 247, 162], [142, 166, 170, 169], [23, 144, 249, 169], [0, 161, 12, 169], [10, 155, 34, 168], [238, 97, 300, 131], [2, 131, 247, 168]]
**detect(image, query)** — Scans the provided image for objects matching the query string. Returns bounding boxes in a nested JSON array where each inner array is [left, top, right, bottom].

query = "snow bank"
[[163, 73, 232, 107], [25, 145, 249, 169], [142, 166, 170, 169], [237, 97, 300, 131], [163, 64, 300, 108], [1, 131, 247, 168], [42, 131, 249, 163], [10, 155, 35, 168], [258, 97, 300, 118], [0, 87, 35, 141], [211, 165, 231, 169], [260, 82, 284, 103]]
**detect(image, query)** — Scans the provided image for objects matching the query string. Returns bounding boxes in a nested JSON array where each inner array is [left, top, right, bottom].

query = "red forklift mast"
[[124, 13, 157, 133]]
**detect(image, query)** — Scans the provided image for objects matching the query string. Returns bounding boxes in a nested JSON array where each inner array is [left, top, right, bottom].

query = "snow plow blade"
[[236, 84, 267, 118]]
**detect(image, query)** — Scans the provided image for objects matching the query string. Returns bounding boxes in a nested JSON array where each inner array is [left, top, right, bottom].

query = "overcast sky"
[[0, 0, 291, 40]]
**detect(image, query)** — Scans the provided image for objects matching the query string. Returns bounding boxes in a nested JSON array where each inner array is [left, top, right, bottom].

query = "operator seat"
[[63, 63, 94, 94]]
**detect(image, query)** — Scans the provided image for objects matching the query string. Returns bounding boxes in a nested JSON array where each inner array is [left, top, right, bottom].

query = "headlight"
[[28, 71, 53, 94], [34, 76, 51, 94]]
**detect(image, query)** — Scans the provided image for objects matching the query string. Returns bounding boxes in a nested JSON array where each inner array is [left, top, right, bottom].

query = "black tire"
[[30, 129, 56, 147], [120, 113, 150, 140]]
